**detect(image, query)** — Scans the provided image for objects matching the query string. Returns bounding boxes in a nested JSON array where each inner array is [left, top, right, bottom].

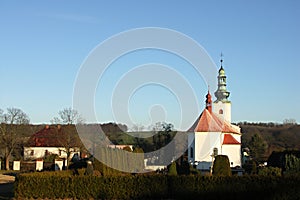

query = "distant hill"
[[238, 122, 300, 159]]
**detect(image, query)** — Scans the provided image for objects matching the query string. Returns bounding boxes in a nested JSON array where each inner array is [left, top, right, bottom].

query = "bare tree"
[[283, 118, 297, 125], [51, 108, 83, 168], [50, 117, 61, 124], [131, 124, 145, 132], [0, 108, 30, 170], [0, 109, 3, 120], [149, 122, 164, 132], [58, 125, 82, 169], [51, 107, 83, 125]]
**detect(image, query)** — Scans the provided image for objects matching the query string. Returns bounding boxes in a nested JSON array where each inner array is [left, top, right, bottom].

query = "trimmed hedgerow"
[[15, 172, 300, 199]]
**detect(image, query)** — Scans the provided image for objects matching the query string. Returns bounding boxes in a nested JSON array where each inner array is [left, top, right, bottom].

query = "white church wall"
[[222, 145, 241, 167], [213, 101, 231, 122], [188, 133, 195, 163], [232, 133, 242, 143], [194, 132, 222, 162]]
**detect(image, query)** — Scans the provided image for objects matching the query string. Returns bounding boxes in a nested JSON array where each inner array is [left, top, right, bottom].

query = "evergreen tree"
[[285, 154, 300, 174], [212, 155, 232, 176], [168, 162, 177, 175], [248, 133, 267, 162]]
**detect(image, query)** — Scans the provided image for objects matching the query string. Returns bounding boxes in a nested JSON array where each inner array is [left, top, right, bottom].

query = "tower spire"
[[214, 54, 230, 103], [205, 89, 212, 113]]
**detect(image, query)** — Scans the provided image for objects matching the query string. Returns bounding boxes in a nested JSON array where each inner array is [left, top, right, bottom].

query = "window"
[[219, 109, 223, 114], [190, 147, 194, 158], [30, 150, 34, 156]]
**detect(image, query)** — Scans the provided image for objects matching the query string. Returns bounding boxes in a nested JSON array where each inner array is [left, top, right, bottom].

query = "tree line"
[[1, 106, 299, 171]]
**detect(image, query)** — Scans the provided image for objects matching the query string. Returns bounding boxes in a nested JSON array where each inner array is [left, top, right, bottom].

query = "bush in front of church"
[[168, 162, 177, 175], [212, 155, 232, 176]]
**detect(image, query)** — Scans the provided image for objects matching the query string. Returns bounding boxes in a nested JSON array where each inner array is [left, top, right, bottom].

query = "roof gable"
[[188, 109, 240, 134], [223, 134, 241, 145], [27, 126, 78, 147]]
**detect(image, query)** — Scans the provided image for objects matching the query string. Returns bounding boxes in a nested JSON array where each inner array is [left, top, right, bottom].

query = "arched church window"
[[219, 109, 223, 114], [190, 147, 193, 158]]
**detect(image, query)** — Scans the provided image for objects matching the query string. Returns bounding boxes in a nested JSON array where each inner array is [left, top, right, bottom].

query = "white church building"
[[188, 59, 242, 172]]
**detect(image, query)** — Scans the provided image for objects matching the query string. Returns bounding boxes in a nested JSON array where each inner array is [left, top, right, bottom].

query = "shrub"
[[93, 158, 123, 176], [176, 161, 190, 175], [85, 161, 94, 175], [258, 167, 282, 176], [43, 154, 59, 163], [168, 162, 177, 175], [15, 171, 300, 199], [212, 155, 232, 176], [189, 165, 201, 175], [243, 160, 258, 174], [285, 154, 300, 174]]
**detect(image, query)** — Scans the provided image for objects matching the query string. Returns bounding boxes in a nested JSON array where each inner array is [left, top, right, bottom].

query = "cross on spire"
[[220, 52, 224, 67]]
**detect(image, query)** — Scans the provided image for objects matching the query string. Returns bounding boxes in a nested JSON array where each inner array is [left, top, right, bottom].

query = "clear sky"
[[0, 1, 299, 129]]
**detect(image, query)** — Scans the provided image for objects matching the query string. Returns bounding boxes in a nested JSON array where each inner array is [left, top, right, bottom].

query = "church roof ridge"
[[188, 109, 240, 134]]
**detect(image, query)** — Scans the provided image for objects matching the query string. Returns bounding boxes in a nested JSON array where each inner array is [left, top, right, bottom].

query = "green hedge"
[[15, 172, 300, 199], [212, 155, 232, 176]]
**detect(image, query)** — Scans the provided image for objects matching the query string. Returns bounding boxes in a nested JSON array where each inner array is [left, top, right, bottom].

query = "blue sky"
[[0, 1, 299, 128]]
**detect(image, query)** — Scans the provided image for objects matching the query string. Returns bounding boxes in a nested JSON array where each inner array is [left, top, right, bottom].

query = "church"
[[188, 58, 242, 172]]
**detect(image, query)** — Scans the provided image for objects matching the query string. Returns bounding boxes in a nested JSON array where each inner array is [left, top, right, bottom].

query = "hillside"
[[239, 123, 300, 160]]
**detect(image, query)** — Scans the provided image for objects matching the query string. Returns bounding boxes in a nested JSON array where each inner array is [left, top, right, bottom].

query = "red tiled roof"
[[188, 109, 240, 134], [223, 134, 241, 145], [27, 126, 77, 147]]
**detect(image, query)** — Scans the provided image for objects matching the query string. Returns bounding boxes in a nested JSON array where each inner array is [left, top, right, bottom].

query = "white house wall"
[[24, 147, 80, 160]]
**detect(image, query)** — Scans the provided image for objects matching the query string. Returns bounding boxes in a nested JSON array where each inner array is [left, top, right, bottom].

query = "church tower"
[[188, 55, 241, 172], [213, 57, 231, 122]]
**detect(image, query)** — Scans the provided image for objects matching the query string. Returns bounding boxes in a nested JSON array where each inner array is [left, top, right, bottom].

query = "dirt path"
[[0, 175, 15, 200], [0, 175, 15, 184]]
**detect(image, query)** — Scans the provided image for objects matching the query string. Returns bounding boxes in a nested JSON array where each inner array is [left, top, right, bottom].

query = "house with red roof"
[[188, 59, 242, 171], [24, 125, 81, 163]]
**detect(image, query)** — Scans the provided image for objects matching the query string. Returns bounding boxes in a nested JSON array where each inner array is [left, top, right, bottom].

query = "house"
[[24, 125, 81, 162], [107, 144, 134, 151], [188, 58, 242, 172]]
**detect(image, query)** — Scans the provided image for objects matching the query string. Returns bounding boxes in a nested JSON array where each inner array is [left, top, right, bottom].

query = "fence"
[[5, 160, 64, 172]]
